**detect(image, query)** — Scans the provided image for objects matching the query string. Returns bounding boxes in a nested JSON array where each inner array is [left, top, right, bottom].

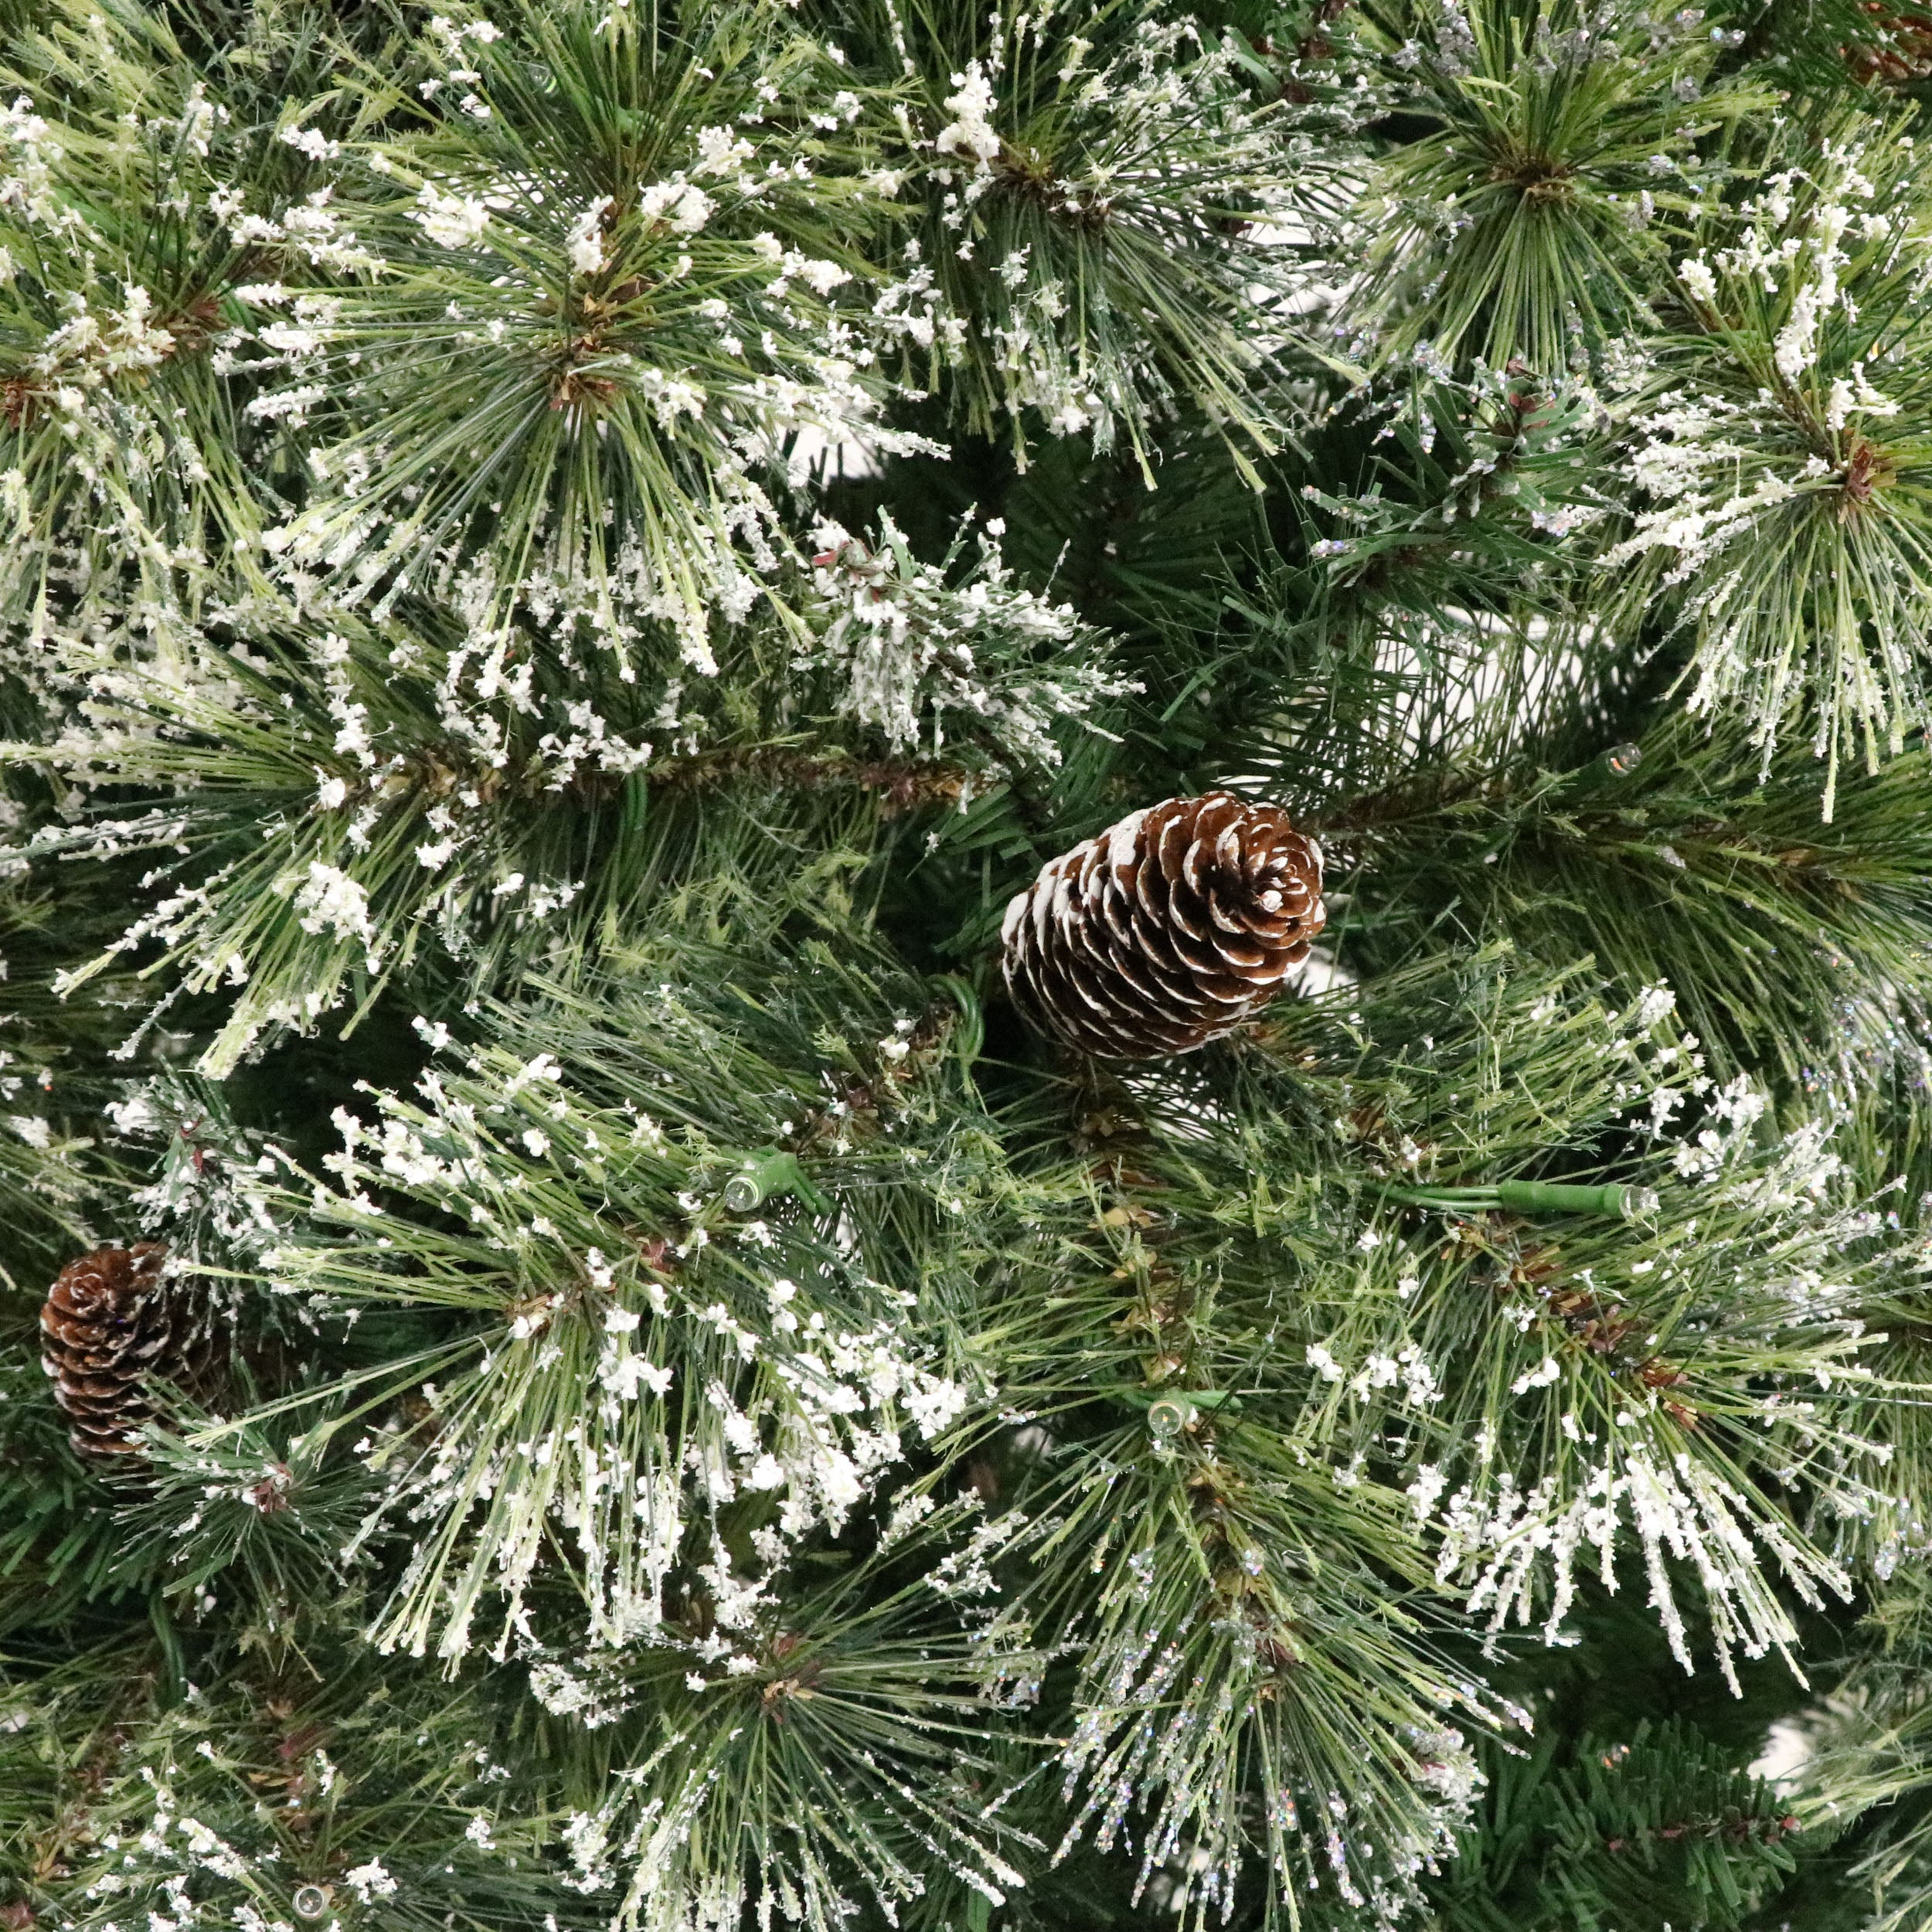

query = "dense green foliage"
[[4, 0, 1932, 1929]]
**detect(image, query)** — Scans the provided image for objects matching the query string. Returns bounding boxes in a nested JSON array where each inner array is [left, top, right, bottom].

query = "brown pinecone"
[[39, 1243, 189, 1461], [1000, 792, 1325, 1060]]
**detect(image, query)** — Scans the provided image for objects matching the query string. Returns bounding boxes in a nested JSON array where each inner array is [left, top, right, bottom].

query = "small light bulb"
[[1147, 1396, 1193, 1439]]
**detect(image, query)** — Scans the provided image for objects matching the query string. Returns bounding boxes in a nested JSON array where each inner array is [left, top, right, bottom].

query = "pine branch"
[[1345, 0, 1777, 376], [1425, 1718, 1800, 1932], [1320, 716, 1932, 1080]]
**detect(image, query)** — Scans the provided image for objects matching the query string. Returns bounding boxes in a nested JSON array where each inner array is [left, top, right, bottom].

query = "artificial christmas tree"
[[3, 0, 1932, 1929]]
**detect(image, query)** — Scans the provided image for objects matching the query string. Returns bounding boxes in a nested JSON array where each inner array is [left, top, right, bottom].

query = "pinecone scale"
[[1001, 792, 1325, 1060]]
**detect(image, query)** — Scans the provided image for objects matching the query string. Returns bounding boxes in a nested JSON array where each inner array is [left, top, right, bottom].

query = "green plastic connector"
[[1380, 1179, 1659, 1219], [722, 1149, 832, 1217], [1495, 1179, 1659, 1219], [621, 770, 650, 837]]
